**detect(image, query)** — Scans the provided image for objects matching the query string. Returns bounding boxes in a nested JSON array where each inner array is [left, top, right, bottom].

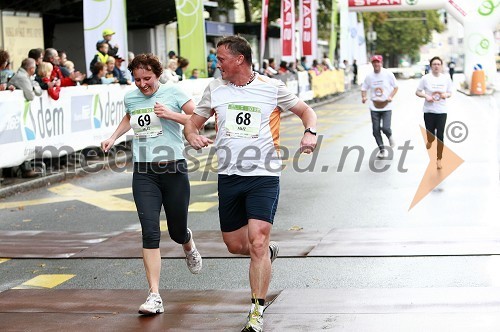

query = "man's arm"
[[387, 86, 398, 102], [361, 89, 367, 103], [289, 100, 318, 154], [184, 113, 213, 150]]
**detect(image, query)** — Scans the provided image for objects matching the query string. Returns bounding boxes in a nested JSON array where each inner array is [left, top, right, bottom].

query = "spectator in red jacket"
[[43, 48, 84, 86], [38, 61, 61, 100]]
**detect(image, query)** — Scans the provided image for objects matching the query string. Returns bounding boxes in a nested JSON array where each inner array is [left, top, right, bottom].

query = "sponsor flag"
[[260, 0, 269, 64], [83, 0, 128, 76], [300, 0, 316, 57], [175, 0, 208, 78], [329, 0, 338, 62], [281, 0, 295, 61]]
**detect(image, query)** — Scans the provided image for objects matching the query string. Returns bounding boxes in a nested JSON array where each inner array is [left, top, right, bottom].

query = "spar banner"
[[348, 0, 402, 7], [329, 0, 338, 62], [281, 0, 295, 61], [300, 0, 317, 57], [175, 0, 208, 78], [83, 0, 128, 76], [260, 0, 269, 64], [348, 0, 444, 10]]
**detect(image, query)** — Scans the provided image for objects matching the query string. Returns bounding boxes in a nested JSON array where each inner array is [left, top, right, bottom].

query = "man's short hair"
[[216, 35, 252, 66]]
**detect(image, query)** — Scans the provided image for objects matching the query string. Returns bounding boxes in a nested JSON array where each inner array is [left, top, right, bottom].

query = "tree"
[[362, 11, 444, 67]]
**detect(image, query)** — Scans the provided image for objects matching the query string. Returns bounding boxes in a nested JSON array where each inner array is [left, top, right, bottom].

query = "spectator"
[[28, 48, 44, 67], [352, 59, 358, 85], [310, 59, 322, 75], [300, 56, 310, 71], [64, 60, 75, 75], [262, 59, 277, 77], [207, 48, 217, 77], [448, 59, 456, 81], [278, 60, 289, 74], [168, 50, 177, 60], [83, 62, 105, 85], [175, 57, 189, 81], [323, 53, 334, 70], [159, 58, 179, 84], [99, 28, 119, 57], [105, 57, 131, 85], [9, 58, 42, 101], [124, 51, 135, 82], [0, 49, 15, 91], [189, 68, 199, 79], [44, 48, 83, 86], [90, 41, 109, 72], [268, 58, 277, 72], [342, 59, 351, 90], [38, 62, 61, 100], [58, 50, 71, 77]]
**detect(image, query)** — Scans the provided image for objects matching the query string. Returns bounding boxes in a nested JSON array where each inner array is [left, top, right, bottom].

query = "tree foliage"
[[363, 11, 444, 66]]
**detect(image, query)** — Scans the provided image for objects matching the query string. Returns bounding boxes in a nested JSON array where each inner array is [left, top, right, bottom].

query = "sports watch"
[[304, 128, 317, 136]]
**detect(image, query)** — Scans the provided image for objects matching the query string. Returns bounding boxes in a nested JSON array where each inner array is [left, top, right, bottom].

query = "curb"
[[0, 90, 357, 199]]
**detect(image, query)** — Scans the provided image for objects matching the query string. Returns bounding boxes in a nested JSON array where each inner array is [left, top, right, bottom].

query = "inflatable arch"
[[347, 0, 500, 93]]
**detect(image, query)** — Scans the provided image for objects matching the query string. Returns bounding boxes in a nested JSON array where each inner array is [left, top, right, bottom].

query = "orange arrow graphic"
[[409, 126, 464, 210]]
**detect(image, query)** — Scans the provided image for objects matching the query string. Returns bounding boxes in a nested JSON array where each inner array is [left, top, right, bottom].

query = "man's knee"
[[225, 240, 246, 255]]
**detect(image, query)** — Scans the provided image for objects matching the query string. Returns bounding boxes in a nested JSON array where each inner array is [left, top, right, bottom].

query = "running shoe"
[[376, 149, 388, 159], [185, 228, 202, 274], [241, 304, 264, 332], [389, 136, 395, 148], [138, 292, 164, 315], [269, 241, 279, 263]]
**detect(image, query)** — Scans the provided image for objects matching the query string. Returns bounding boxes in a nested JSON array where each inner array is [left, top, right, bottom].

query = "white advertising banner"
[[83, 0, 128, 75], [0, 80, 215, 169]]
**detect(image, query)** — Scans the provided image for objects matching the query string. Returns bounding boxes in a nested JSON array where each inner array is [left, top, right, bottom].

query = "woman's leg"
[[133, 171, 163, 293], [424, 113, 437, 147], [160, 161, 191, 247], [435, 113, 448, 160]]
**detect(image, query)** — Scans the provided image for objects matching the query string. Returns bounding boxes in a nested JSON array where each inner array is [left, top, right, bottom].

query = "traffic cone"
[[470, 65, 486, 95]]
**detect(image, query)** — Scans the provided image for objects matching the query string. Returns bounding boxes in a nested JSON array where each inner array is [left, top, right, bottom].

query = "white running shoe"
[[389, 136, 395, 148], [376, 149, 388, 159], [241, 303, 264, 332], [185, 228, 202, 274], [269, 241, 279, 263], [138, 292, 164, 315]]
